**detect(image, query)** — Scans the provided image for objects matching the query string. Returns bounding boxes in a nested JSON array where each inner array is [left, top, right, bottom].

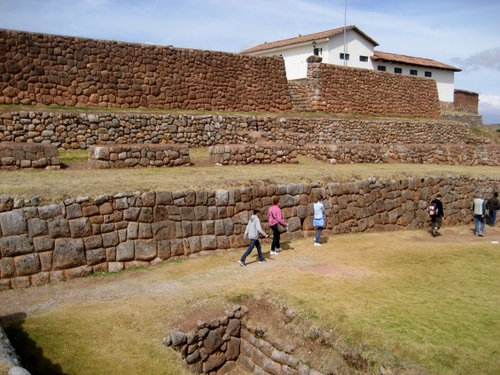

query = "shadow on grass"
[[1, 313, 68, 375]]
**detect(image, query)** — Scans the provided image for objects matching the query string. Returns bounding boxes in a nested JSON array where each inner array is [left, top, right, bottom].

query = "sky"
[[1, 0, 499, 124]]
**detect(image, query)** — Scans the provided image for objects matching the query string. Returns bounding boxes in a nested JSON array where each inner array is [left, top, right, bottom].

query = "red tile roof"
[[372, 51, 461, 72], [240, 25, 378, 54]]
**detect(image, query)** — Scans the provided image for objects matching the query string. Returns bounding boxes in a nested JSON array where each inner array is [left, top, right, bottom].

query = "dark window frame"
[[340, 53, 350, 60], [394, 67, 402, 74], [410, 69, 418, 76], [377, 65, 386, 72]]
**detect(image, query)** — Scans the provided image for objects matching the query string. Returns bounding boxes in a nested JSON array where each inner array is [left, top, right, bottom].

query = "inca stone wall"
[[0, 29, 292, 112], [0, 141, 60, 170], [164, 305, 325, 375], [306, 63, 442, 118], [0, 327, 31, 375], [0, 176, 498, 291], [208, 144, 298, 165], [88, 143, 191, 168], [1, 29, 442, 118], [0, 111, 469, 149]]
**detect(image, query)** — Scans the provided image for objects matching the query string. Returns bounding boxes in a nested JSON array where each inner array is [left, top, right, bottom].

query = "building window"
[[313, 48, 322, 56], [359, 55, 368, 62], [394, 67, 402, 74], [425, 71, 432, 77], [340, 53, 350, 60], [410, 69, 418, 76], [377, 65, 386, 72]]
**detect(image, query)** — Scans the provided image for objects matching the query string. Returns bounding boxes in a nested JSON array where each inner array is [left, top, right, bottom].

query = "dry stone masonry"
[[89, 143, 191, 168], [0, 142, 60, 170], [164, 305, 324, 375], [0, 29, 446, 118], [0, 176, 498, 290], [208, 144, 298, 165], [0, 111, 469, 149]]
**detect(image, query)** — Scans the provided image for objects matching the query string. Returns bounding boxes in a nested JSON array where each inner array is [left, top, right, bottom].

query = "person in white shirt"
[[472, 195, 486, 236], [313, 195, 325, 246], [239, 208, 269, 267]]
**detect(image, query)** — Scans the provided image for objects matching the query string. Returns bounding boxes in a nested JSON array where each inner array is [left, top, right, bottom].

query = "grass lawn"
[[3, 226, 500, 375]]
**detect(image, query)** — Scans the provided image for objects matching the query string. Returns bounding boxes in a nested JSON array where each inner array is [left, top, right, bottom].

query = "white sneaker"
[[276, 247, 282, 253], [270, 250, 278, 255], [314, 242, 322, 246]]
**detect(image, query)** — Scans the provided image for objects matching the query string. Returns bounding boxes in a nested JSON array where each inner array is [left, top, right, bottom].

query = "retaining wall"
[[88, 143, 191, 168], [300, 143, 500, 166], [165, 305, 325, 375], [0, 142, 60, 170], [208, 144, 298, 165], [0, 29, 292, 113], [306, 63, 441, 118], [0, 327, 31, 375], [0, 176, 498, 291], [0, 111, 469, 149]]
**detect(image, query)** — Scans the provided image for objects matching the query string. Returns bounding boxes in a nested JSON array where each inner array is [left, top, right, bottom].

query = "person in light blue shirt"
[[313, 195, 325, 246]]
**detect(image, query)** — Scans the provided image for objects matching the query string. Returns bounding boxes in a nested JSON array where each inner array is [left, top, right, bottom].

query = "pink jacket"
[[268, 205, 288, 227]]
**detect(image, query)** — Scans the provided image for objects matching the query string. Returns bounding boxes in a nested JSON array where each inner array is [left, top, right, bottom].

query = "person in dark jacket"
[[431, 194, 444, 237], [486, 192, 500, 227]]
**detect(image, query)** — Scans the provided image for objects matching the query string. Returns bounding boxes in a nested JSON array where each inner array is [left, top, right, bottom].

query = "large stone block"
[[53, 238, 85, 269], [0, 234, 31, 257], [14, 253, 41, 276], [116, 241, 135, 261], [134, 239, 156, 261], [0, 209, 27, 236]]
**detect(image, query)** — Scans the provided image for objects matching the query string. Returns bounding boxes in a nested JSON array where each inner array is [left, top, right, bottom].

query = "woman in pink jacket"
[[267, 196, 289, 255]]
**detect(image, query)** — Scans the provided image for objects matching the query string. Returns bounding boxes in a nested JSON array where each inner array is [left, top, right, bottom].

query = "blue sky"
[[1, 0, 499, 124]]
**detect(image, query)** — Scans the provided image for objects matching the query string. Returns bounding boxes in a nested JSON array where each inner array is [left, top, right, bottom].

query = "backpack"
[[428, 202, 438, 216]]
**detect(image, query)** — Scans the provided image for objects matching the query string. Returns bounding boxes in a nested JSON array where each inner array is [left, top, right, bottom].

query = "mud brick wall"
[[1, 176, 499, 291], [307, 63, 442, 118], [0, 111, 470, 149], [208, 144, 298, 165], [453, 89, 479, 114], [164, 305, 325, 375], [0, 141, 60, 170], [0, 29, 292, 112], [88, 143, 190, 168]]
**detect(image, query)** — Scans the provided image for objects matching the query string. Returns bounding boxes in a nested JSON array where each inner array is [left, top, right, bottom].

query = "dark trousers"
[[270, 224, 281, 250]]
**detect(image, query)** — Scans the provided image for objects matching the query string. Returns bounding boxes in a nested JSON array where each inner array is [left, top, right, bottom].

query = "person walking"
[[473, 195, 486, 236], [313, 195, 325, 246], [430, 194, 444, 237], [486, 192, 500, 227], [267, 197, 289, 255], [239, 208, 269, 267]]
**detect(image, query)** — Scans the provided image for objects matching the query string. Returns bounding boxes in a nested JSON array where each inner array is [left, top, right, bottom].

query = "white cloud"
[[479, 95, 500, 125]]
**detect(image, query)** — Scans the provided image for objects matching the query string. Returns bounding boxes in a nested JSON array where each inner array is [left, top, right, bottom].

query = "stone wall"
[[0, 29, 292, 113], [0, 111, 469, 149], [88, 143, 191, 168], [454, 89, 479, 114], [441, 112, 483, 128], [0, 176, 498, 291], [0, 327, 31, 375], [0, 142, 60, 170], [300, 143, 500, 166], [307, 63, 442, 119], [208, 144, 298, 165], [164, 305, 324, 375]]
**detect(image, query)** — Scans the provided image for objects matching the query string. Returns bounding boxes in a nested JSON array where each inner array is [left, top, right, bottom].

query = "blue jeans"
[[489, 210, 497, 226], [315, 227, 323, 243], [474, 214, 485, 234], [241, 239, 264, 262]]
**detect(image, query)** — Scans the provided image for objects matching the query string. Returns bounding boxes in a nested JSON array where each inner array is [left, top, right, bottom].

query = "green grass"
[[3, 227, 500, 375]]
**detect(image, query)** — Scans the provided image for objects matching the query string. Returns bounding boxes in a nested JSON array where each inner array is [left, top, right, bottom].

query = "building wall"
[[0, 29, 292, 112], [454, 89, 479, 114]]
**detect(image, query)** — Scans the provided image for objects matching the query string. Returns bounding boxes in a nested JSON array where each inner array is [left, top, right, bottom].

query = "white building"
[[241, 25, 461, 104]]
